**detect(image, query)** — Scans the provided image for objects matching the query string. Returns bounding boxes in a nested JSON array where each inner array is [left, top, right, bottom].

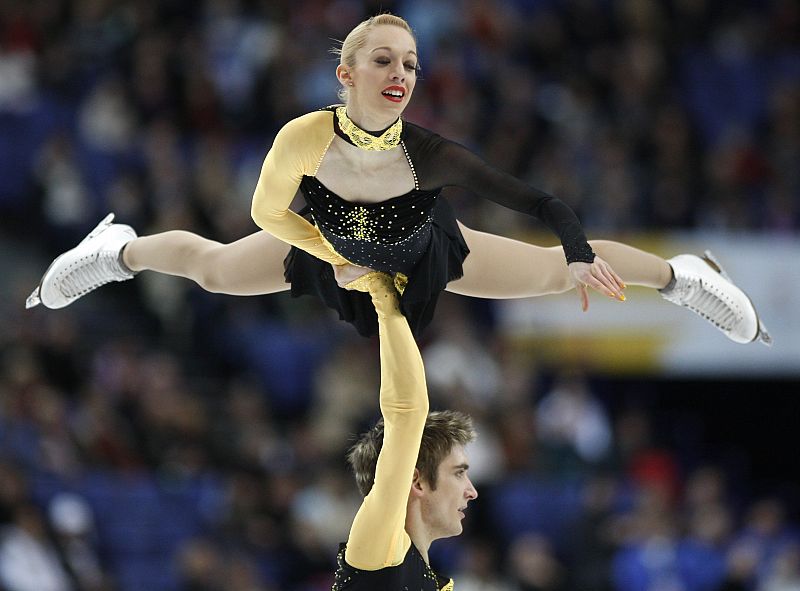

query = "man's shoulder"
[[333, 543, 447, 590]]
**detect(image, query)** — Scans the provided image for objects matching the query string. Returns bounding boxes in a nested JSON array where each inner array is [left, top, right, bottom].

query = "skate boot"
[[26, 214, 137, 309], [660, 251, 771, 346]]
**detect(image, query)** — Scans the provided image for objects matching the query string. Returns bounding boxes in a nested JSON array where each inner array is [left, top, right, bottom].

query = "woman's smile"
[[382, 85, 406, 102]]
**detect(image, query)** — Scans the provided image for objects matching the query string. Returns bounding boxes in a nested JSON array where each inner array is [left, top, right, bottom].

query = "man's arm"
[[343, 272, 429, 570]]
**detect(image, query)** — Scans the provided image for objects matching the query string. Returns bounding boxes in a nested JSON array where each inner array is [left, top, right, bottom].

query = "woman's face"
[[343, 25, 418, 120]]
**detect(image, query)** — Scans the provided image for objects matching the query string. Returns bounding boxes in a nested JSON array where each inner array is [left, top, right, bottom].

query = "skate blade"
[[25, 287, 41, 309], [756, 319, 773, 347], [82, 213, 115, 244], [703, 250, 773, 347], [702, 250, 731, 281]]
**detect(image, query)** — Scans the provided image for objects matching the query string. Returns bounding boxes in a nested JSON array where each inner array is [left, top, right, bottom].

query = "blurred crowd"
[[2, 298, 800, 591], [1, 0, 798, 240], [1, 0, 799, 590]]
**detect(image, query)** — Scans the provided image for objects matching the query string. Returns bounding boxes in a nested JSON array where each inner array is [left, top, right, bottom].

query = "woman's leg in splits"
[[29, 216, 765, 344], [123, 230, 292, 295], [27, 216, 293, 310], [447, 222, 672, 298], [446, 222, 766, 344]]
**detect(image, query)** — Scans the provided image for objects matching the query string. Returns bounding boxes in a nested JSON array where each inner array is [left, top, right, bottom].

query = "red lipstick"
[[381, 85, 406, 103]]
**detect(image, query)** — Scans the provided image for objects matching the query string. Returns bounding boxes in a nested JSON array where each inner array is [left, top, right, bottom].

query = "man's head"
[[348, 410, 478, 538]]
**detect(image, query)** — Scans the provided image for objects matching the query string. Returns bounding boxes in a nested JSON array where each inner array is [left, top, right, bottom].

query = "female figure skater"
[[26, 14, 769, 345]]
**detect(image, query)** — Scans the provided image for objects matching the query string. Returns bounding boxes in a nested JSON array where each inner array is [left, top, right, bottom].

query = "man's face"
[[420, 445, 478, 539]]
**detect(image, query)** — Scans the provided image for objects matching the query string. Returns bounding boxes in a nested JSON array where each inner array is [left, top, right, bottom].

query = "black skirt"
[[284, 198, 470, 337]]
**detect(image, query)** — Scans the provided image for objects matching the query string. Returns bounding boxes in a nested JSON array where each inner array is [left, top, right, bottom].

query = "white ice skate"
[[26, 214, 137, 309], [661, 251, 771, 346]]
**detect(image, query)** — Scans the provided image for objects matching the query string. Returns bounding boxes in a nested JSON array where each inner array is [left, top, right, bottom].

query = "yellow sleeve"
[[250, 111, 349, 266], [344, 273, 429, 570]]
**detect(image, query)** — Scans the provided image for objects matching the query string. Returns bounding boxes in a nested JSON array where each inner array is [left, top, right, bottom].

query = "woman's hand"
[[568, 256, 626, 312], [333, 262, 374, 289]]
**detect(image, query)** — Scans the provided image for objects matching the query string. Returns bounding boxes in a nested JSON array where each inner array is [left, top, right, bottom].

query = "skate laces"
[[674, 276, 740, 331], [57, 251, 131, 298]]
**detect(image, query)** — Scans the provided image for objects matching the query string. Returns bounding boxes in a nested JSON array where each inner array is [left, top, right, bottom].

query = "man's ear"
[[409, 468, 425, 498]]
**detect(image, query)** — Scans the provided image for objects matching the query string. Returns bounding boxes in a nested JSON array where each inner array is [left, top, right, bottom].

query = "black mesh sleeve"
[[412, 130, 595, 264]]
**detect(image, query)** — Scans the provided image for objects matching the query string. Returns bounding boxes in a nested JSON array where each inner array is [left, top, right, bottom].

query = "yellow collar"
[[335, 106, 403, 151]]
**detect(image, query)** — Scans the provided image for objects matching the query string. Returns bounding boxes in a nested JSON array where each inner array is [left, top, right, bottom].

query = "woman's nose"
[[390, 64, 405, 82]]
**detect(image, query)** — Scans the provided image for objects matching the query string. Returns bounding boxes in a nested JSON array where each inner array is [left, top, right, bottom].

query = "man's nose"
[[466, 479, 478, 500]]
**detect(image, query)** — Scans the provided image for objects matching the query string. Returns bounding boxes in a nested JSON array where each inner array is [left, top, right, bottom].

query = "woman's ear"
[[336, 64, 353, 87]]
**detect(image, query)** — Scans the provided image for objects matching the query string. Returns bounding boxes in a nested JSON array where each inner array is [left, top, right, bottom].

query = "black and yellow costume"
[[330, 272, 451, 590], [251, 106, 595, 336]]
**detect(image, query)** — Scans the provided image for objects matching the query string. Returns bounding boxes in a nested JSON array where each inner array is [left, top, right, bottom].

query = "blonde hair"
[[347, 410, 475, 497], [332, 14, 417, 102]]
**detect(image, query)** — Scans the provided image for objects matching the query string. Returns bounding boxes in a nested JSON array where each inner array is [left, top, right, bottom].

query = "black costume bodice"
[[297, 106, 595, 270], [332, 543, 452, 591], [300, 177, 438, 275]]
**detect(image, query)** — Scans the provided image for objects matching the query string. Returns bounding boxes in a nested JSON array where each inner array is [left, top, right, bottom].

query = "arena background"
[[0, 1, 798, 590]]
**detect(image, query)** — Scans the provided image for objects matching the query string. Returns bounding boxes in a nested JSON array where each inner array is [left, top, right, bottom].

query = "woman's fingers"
[[577, 283, 589, 312], [593, 264, 625, 300], [568, 259, 626, 309], [609, 264, 626, 290], [601, 261, 626, 294], [585, 274, 616, 299]]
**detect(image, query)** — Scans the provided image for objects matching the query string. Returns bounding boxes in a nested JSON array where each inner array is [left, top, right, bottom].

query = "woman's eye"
[[404, 63, 417, 71], [375, 59, 390, 65]]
